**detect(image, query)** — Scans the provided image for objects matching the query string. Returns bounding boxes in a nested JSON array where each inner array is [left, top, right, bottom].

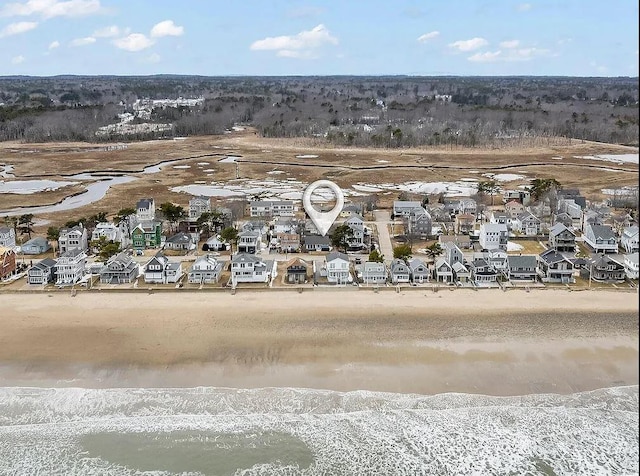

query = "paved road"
[[373, 210, 395, 263]]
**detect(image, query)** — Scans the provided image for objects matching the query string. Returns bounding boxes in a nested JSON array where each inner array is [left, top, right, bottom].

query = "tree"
[[46, 226, 60, 242], [369, 249, 384, 263], [90, 235, 120, 261], [18, 214, 34, 239], [477, 180, 500, 206], [529, 178, 561, 202], [220, 226, 238, 253], [329, 224, 354, 252], [159, 202, 186, 233], [393, 244, 412, 260], [424, 242, 443, 262], [115, 207, 136, 224]]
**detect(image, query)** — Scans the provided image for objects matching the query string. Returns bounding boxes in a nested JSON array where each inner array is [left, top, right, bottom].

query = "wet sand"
[[0, 289, 637, 395]]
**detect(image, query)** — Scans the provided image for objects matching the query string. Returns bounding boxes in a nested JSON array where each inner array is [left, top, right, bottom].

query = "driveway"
[[373, 210, 394, 263]]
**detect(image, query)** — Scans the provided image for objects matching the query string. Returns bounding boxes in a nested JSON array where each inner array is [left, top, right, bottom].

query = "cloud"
[[468, 47, 552, 62], [468, 50, 503, 62], [11, 54, 25, 64], [417, 31, 439, 43], [448, 37, 488, 52], [0, 20, 37, 37], [112, 33, 154, 51], [0, 0, 102, 18], [69, 36, 95, 46], [48, 40, 59, 49], [150, 20, 183, 38], [145, 52, 161, 63], [517, 3, 532, 11], [250, 24, 338, 58], [93, 25, 125, 38], [499, 39, 519, 49]]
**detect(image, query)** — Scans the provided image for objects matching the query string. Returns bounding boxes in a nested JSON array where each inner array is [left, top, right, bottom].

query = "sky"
[[0, 0, 638, 77]]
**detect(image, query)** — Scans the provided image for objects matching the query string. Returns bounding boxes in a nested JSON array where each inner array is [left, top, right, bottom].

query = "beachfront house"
[[537, 249, 575, 284], [479, 223, 508, 251], [586, 255, 626, 283], [188, 196, 211, 220], [131, 221, 162, 249], [230, 253, 275, 284], [285, 257, 310, 284], [470, 258, 499, 286], [58, 225, 88, 255], [361, 261, 387, 285], [620, 226, 639, 253], [507, 255, 538, 282], [390, 259, 411, 284], [433, 258, 454, 283], [452, 261, 471, 283], [188, 254, 224, 284], [583, 224, 618, 254], [409, 258, 430, 283], [27, 258, 56, 285], [143, 252, 183, 284], [0, 226, 16, 249], [0, 246, 17, 281], [548, 223, 576, 252], [20, 236, 51, 255], [324, 251, 350, 284], [99, 252, 139, 284], [54, 249, 86, 286], [623, 253, 639, 280]]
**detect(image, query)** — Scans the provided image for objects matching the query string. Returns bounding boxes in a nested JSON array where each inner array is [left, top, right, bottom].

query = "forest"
[[0, 75, 637, 147]]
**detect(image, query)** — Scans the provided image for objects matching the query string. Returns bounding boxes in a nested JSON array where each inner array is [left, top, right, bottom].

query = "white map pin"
[[303, 180, 345, 236]]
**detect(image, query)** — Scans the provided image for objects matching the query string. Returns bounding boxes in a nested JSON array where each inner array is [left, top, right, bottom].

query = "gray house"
[[507, 255, 537, 281], [586, 255, 626, 283], [164, 232, 194, 252], [99, 252, 139, 284], [390, 259, 411, 284], [27, 258, 56, 285], [409, 258, 430, 283], [537, 249, 575, 283], [303, 234, 332, 252], [21, 236, 51, 255], [362, 261, 387, 284], [433, 258, 454, 283], [548, 223, 576, 252]]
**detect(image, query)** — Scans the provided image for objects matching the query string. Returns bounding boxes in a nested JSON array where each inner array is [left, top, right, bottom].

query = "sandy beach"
[[0, 289, 637, 395]]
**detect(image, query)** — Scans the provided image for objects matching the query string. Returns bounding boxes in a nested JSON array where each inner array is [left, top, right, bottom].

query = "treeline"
[[0, 75, 637, 146]]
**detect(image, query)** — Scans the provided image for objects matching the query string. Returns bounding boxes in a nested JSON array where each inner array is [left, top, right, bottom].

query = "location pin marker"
[[302, 180, 345, 236]]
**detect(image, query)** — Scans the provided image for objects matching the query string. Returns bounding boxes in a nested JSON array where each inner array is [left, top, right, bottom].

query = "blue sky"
[[0, 0, 638, 76]]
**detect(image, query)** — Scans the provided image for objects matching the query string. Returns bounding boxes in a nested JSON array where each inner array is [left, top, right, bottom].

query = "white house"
[[55, 249, 86, 286], [91, 222, 128, 248], [623, 253, 639, 280], [393, 201, 423, 218], [345, 215, 366, 249], [249, 200, 295, 217], [189, 196, 211, 220], [230, 253, 275, 284], [58, 225, 88, 255], [188, 254, 224, 284], [479, 223, 508, 251], [0, 226, 16, 249], [136, 198, 156, 221], [583, 224, 618, 254], [511, 211, 541, 236], [620, 226, 639, 253], [324, 251, 350, 284]]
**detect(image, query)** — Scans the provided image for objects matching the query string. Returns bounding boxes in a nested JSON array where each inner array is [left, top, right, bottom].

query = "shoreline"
[[0, 289, 637, 396]]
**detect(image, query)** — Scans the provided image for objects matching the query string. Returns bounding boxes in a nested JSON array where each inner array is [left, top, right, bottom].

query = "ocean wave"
[[0, 386, 637, 475]]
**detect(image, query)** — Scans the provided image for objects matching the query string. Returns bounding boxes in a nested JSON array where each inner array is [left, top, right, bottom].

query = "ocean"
[[0, 385, 637, 475]]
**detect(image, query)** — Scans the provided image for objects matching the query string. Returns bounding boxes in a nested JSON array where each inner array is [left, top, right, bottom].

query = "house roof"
[[623, 226, 639, 238], [166, 232, 192, 244], [549, 222, 574, 237], [590, 254, 624, 268], [22, 236, 49, 247], [539, 249, 569, 264], [193, 254, 220, 266], [32, 257, 57, 270], [137, 198, 154, 209], [59, 248, 85, 258], [408, 258, 428, 271], [304, 234, 331, 246], [435, 258, 452, 269], [0, 226, 12, 234], [390, 259, 409, 272], [394, 200, 422, 209], [285, 257, 308, 268], [589, 224, 616, 240], [516, 211, 539, 221], [625, 253, 639, 265], [505, 200, 523, 207], [326, 250, 349, 262], [507, 255, 537, 268], [452, 261, 468, 273], [232, 253, 263, 264], [481, 223, 508, 233]]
